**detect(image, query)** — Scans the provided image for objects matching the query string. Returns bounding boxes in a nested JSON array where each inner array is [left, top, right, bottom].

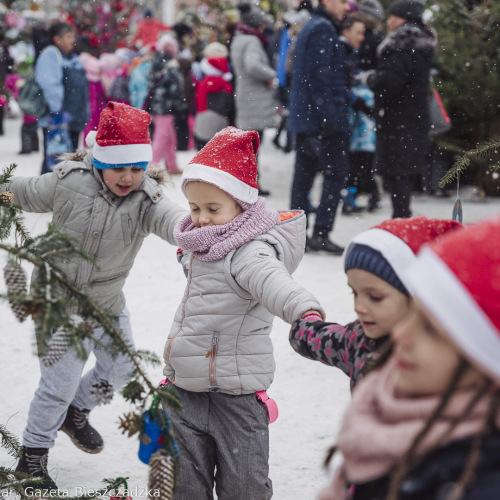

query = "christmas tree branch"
[[439, 137, 500, 188]]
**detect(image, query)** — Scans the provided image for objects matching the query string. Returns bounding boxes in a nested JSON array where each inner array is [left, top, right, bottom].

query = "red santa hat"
[[344, 217, 463, 293], [405, 214, 500, 382], [208, 57, 232, 80], [181, 126, 260, 205], [86, 101, 152, 170]]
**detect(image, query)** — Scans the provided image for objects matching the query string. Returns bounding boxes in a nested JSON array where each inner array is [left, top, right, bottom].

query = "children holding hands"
[[163, 126, 323, 499], [1, 102, 187, 489], [290, 216, 461, 388], [324, 214, 500, 500]]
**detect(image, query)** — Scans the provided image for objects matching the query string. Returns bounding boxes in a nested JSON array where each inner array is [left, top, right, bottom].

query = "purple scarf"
[[174, 198, 279, 262]]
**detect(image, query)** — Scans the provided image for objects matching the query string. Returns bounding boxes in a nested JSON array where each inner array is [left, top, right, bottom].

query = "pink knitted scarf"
[[321, 357, 496, 500], [174, 197, 279, 262]]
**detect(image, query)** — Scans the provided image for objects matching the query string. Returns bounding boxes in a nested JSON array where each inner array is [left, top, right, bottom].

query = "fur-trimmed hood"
[[377, 21, 436, 57]]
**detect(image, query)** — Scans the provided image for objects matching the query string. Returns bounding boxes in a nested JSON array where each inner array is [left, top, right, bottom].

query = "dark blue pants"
[[290, 131, 349, 237]]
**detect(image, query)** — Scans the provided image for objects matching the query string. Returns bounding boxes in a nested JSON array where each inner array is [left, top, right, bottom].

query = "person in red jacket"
[[130, 9, 171, 49]]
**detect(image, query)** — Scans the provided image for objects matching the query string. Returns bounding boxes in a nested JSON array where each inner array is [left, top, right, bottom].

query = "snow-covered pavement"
[[1, 109, 499, 499]]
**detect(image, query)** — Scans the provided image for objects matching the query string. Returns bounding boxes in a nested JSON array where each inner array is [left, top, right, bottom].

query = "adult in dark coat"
[[288, 0, 350, 255], [362, 0, 436, 218]]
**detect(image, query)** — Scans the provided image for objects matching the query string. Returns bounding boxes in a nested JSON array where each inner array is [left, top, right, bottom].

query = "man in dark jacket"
[[288, 0, 350, 255], [362, 0, 436, 218]]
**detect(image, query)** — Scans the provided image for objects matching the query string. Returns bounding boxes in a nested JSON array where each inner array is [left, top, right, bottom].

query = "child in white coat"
[[163, 126, 324, 500], [1, 101, 186, 490], [323, 214, 500, 500]]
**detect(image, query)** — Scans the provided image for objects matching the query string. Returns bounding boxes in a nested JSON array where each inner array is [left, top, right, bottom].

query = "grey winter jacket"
[[163, 211, 324, 395], [230, 29, 277, 131], [2, 152, 187, 316]]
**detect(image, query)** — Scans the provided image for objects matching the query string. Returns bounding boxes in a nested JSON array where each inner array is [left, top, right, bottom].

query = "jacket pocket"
[[121, 214, 132, 246], [54, 200, 74, 229], [206, 332, 219, 387], [166, 330, 181, 361]]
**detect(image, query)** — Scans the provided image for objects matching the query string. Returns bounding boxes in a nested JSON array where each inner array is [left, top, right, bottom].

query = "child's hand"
[[301, 310, 324, 322]]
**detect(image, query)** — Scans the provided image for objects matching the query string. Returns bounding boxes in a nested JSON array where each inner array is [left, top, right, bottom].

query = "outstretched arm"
[[289, 317, 364, 378]]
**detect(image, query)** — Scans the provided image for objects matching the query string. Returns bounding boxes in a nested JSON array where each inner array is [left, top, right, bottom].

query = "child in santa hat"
[[163, 126, 324, 498], [1, 101, 187, 490], [323, 213, 500, 500], [290, 216, 462, 390], [193, 54, 234, 150]]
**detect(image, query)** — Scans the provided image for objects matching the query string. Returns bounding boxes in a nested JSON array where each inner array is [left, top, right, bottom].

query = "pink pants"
[[152, 114, 179, 171]]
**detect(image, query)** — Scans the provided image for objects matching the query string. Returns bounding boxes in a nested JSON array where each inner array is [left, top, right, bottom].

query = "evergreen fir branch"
[[157, 386, 182, 412], [0, 163, 17, 186], [121, 380, 146, 405], [0, 468, 43, 499], [439, 137, 500, 188], [134, 349, 162, 367], [0, 424, 21, 458]]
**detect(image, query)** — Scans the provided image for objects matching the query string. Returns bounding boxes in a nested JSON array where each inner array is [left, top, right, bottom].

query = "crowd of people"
[[3, 1, 499, 500], [0, 0, 446, 250]]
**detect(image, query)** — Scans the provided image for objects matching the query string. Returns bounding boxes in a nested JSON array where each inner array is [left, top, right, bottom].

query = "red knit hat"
[[181, 126, 260, 205], [344, 216, 463, 292], [405, 214, 500, 382], [88, 101, 152, 170]]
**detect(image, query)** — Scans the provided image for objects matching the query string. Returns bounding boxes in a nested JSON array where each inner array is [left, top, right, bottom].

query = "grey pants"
[[168, 386, 273, 500], [23, 308, 135, 448]]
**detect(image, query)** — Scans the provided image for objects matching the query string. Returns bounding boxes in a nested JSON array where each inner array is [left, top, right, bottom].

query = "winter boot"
[[20, 122, 40, 154], [59, 405, 104, 454], [16, 446, 58, 491]]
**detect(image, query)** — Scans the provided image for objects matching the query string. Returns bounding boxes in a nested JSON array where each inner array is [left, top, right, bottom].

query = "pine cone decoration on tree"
[[0, 191, 14, 204], [42, 330, 71, 367], [148, 449, 175, 499], [118, 411, 142, 437], [90, 380, 114, 405], [3, 259, 28, 322]]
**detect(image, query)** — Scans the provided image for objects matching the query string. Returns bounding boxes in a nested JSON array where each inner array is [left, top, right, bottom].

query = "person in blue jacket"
[[35, 22, 89, 174]]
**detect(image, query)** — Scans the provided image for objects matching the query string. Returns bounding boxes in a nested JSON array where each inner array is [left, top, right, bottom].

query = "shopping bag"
[[428, 88, 451, 136], [45, 114, 72, 172], [17, 76, 50, 118]]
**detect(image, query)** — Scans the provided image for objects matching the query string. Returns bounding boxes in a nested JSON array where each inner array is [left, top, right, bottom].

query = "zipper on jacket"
[[207, 332, 219, 385]]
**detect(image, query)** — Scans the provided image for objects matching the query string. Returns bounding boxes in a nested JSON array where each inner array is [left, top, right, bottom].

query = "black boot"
[[307, 235, 344, 255], [59, 405, 103, 454], [16, 446, 58, 491]]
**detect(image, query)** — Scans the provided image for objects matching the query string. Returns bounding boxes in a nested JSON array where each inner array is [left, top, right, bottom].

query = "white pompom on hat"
[[405, 214, 500, 383]]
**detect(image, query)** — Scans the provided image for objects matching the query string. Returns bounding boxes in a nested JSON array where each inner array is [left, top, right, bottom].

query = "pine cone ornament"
[[118, 411, 142, 437], [42, 330, 72, 367], [0, 191, 14, 204], [148, 449, 175, 499], [3, 259, 28, 322], [90, 380, 114, 405]]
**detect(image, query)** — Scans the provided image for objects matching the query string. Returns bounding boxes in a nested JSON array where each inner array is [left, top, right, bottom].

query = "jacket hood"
[[377, 21, 436, 57], [255, 210, 306, 273]]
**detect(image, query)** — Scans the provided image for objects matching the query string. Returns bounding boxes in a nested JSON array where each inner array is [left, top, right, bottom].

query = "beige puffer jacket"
[[163, 211, 324, 395], [2, 152, 187, 315]]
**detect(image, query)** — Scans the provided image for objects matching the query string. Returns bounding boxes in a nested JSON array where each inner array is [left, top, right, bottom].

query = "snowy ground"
[[1, 109, 500, 499]]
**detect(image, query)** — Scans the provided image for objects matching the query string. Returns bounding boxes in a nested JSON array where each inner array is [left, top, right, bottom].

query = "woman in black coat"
[[363, 0, 436, 218]]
